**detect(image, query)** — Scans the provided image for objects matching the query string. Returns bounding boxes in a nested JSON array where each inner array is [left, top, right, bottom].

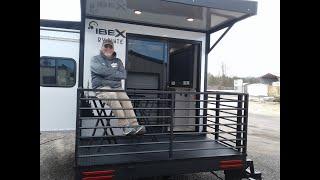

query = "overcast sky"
[[40, 0, 279, 77]]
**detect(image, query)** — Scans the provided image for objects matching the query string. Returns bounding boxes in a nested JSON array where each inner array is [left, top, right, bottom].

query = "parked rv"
[[40, 0, 261, 180]]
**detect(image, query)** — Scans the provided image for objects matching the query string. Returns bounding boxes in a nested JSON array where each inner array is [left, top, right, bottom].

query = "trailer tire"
[[224, 169, 243, 180]]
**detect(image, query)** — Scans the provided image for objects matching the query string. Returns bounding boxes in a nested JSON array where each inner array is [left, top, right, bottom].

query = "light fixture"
[[134, 10, 142, 15], [186, 18, 194, 22]]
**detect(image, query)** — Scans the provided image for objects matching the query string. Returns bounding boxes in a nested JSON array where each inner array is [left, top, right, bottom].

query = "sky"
[[40, 0, 280, 78]]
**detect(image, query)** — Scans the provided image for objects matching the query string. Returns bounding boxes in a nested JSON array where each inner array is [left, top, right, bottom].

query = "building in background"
[[238, 73, 280, 98]]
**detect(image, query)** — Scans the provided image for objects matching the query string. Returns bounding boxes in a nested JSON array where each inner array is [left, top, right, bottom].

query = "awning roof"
[[83, 0, 257, 33]]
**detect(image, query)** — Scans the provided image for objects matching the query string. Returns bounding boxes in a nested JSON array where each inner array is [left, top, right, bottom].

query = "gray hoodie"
[[90, 52, 126, 89]]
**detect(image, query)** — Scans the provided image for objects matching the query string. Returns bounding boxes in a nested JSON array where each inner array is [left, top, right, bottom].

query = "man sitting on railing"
[[90, 39, 146, 136]]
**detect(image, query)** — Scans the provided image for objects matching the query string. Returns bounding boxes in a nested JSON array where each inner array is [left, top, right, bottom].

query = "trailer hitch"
[[242, 159, 262, 180]]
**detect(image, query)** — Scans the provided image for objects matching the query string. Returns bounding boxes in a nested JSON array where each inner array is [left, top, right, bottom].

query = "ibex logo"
[[87, 21, 126, 38], [88, 21, 98, 30]]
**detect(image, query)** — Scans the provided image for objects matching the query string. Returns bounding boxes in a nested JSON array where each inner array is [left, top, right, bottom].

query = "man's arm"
[[108, 59, 127, 80], [90, 57, 116, 77], [91, 57, 126, 80]]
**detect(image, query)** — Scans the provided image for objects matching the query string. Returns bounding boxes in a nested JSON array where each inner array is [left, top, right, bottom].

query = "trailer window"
[[40, 57, 76, 87]]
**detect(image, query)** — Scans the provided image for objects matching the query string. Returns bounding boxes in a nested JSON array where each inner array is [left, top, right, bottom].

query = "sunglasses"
[[104, 44, 113, 49]]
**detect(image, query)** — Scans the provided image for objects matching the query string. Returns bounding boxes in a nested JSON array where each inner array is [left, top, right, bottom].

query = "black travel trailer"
[[74, 0, 261, 179]]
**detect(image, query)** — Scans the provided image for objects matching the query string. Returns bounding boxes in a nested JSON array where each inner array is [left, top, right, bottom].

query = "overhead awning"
[[83, 0, 257, 33]]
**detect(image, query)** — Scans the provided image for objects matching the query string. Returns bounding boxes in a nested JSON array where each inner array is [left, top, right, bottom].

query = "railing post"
[[243, 94, 249, 154], [236, 94, 243, 152], [202, 93, 208, 132], [215, 94, 220, 140], [75, 89, 81, 167], [169, 91, 175, 159]]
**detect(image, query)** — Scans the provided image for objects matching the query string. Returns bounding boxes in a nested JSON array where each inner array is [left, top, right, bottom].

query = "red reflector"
[[219, 160, 243, 170], [82, 175, 114, 180], [220, 164, 243, 170], [82, 170, 115, 176], [220, 160, 243, 165]]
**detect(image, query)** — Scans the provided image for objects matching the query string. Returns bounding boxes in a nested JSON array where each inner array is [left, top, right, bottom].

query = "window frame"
[[40, 56, 77, 88]]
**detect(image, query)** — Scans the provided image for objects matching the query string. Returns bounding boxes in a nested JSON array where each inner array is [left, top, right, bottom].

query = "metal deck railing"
[[75, 88, 248, 165]]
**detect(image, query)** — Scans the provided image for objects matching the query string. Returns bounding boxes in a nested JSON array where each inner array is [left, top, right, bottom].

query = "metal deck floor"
[[77, 134, 241, 167]]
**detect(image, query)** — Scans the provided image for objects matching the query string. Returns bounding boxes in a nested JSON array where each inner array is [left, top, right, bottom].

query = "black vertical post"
[[75, 89, 80, 167], [236, 95, 243, 152], [215, 94, 220, 140], [78, 0, 86, 88], [243, 94, 249, 154], [169, 91, 175, 159], [203, 33, 210, 133]]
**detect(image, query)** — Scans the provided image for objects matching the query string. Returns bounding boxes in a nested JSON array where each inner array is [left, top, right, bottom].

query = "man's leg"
[[117, 91, 139, 126], [96, 89, 130, 127]]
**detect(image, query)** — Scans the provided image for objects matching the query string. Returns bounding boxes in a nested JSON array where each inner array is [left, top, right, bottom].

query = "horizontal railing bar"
[[219, 97, 241, 101], [219, 135, 237, 143], [80, 98, 244, 102], [216, 117, 238, 123], [205, 126, 237, 137], [79, 141, 170, 148], [217, 140, 237, 149], [209, 103, 238, 108], [219, 110, 238, 116], [79, 107, 245, 110], [207, 124, 237, 130], [79, 115, 245, 119], [171, 146, 244, 153], [79, 123, 243, 129], [205, 90, 248, 95], [172, 115, 244, 118], [80, 98, 171, 101], [80, 107, 171, 110], [79, 124, 170, 129], [79, 116, 171, 119], [219, 129, 237, 136], [173, 138, 244, 144], [78, 149, 170, 158], [222, 117, 243, 123], [77, 145, 245, 158], [79, 120, 244, 129], [79, 138, 245, 148], [79, 131, 244, 139], [221, 124, 238, 130], [79, 88, 248, 95]]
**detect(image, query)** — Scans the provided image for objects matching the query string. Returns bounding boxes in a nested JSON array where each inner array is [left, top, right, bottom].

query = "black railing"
[[75, 88, 248, 165]]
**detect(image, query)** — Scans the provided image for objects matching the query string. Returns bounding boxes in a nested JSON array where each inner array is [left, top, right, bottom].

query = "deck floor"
[[77, 134, 240, 166]]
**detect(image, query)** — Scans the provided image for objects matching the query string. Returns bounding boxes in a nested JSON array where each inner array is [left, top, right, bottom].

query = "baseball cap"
[[102, 39, 114, 48]]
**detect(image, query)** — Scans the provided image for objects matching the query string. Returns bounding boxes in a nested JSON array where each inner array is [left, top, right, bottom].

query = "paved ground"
[[40, 102, 280, 180]]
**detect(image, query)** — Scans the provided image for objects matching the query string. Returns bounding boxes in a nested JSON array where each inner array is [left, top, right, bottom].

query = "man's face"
[[101, 44, 114, 57]]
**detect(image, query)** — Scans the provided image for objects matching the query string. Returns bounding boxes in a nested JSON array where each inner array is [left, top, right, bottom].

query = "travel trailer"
[[40, 20, 80, 131], [40, 0, 261, 179]]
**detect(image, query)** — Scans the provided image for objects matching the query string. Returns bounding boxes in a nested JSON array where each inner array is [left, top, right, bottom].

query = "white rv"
[[41, 1, 262, 179], [40, 20, 80, 131]]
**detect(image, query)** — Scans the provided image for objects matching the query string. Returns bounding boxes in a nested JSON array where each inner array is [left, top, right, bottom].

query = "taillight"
[[219, 160, 243, 170], [82, 170, 115, 180], [82, 176, 113, 180]]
